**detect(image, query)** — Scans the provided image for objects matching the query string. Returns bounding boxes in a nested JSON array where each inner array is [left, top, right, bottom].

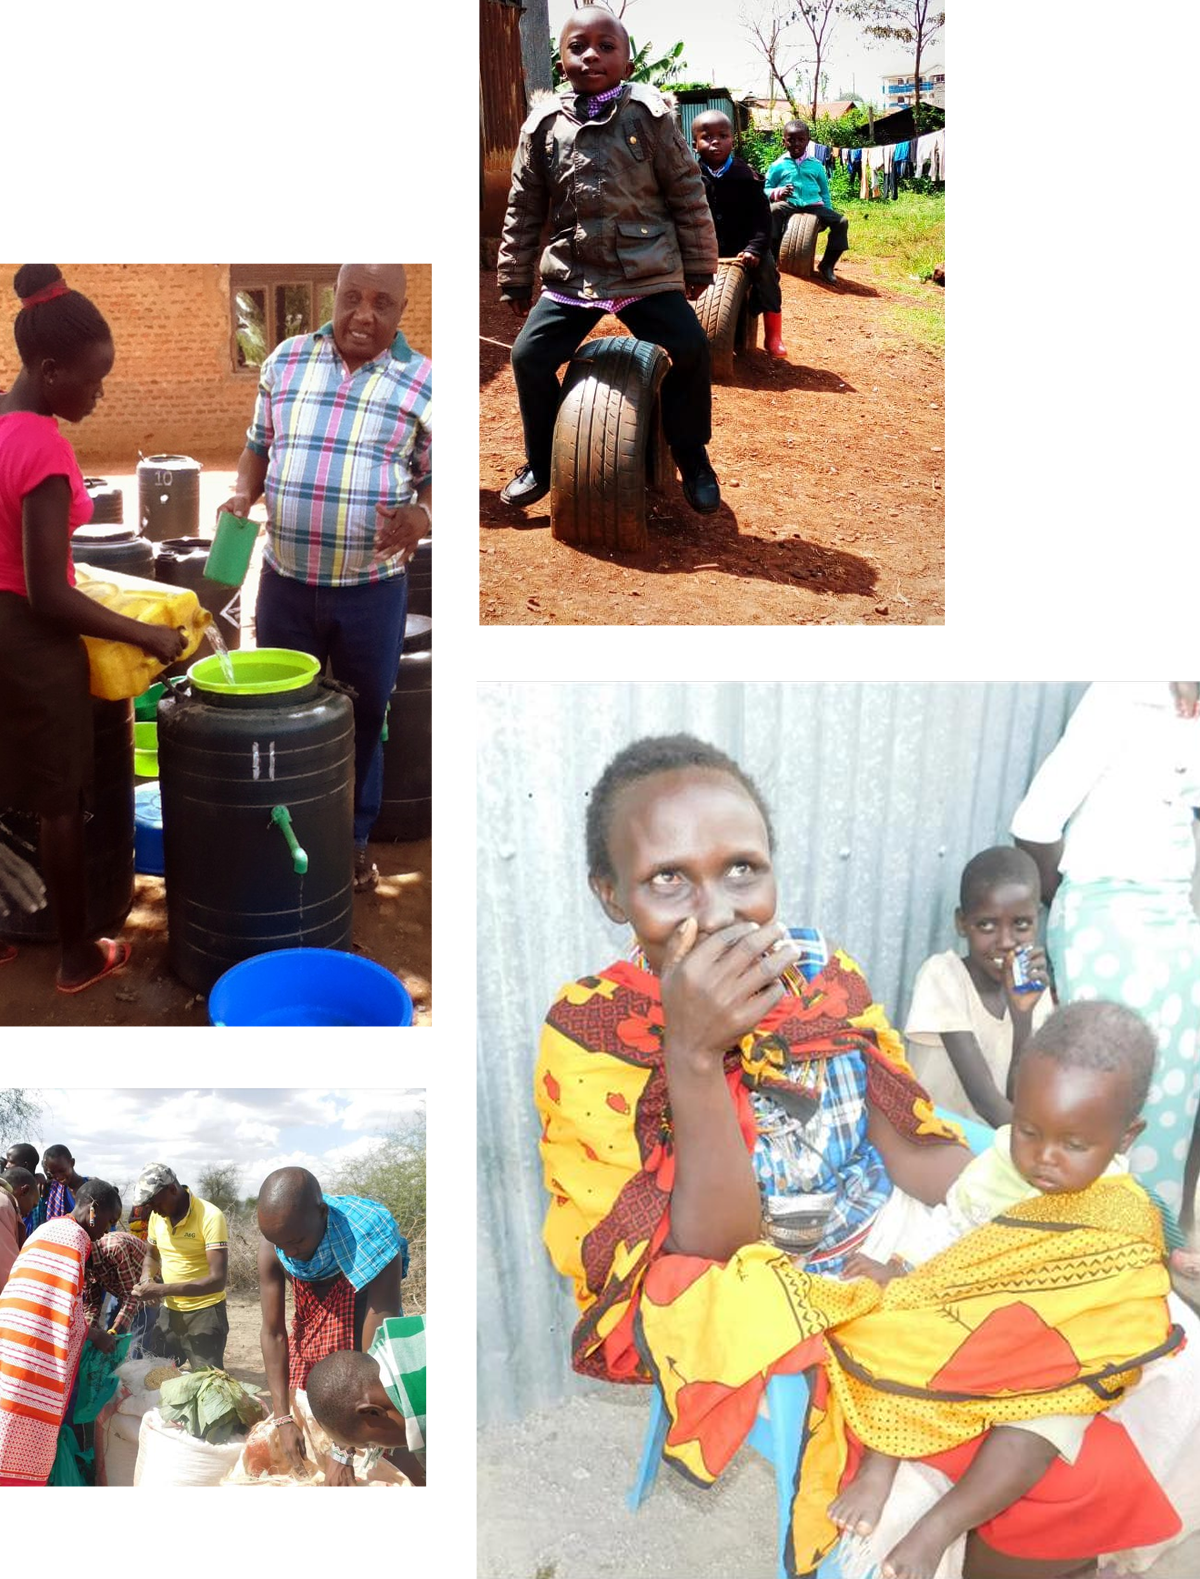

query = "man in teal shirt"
[[765, 120, 849, 284]]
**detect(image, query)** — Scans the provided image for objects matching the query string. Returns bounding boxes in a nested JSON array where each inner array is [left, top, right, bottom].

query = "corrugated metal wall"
[[476, 681, 1088, 1426], [675, 91, 738, 149]]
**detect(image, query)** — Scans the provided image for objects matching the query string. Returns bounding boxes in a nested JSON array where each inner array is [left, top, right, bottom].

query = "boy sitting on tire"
[[765, 120, 849, 284], [692, 110, 787, 358], [497, 6, 722, 516]]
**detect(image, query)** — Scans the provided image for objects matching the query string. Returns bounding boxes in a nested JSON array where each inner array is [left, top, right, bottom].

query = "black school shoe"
[[676, 449, 721, 514], [500, 465, 550, 506], [818, 262, 838, 284]]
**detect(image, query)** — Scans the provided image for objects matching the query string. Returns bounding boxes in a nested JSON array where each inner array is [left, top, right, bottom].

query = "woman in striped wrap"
[[0, 1178, 122, 1485]]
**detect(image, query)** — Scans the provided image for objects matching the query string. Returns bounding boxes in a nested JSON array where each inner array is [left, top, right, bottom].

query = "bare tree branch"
[[846, 0, 944, 112]]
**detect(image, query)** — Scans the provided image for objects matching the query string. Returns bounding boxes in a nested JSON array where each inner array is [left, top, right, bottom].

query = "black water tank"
[[155, 537, 243, 679], [83, 478, 124, 525], [157, 677, 355, 993], [0, 700, 135, 943], [373, 622, 431, 842], [406, 536, 431, 617], [138, 454, 201, 542], [71, 522, 156, 578]]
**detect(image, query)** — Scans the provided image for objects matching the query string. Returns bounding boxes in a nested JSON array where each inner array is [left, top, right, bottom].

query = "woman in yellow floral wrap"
[[534, 735, 1192, 1579]]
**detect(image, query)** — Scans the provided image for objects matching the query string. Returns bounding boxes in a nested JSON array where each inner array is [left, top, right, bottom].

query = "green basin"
[[187, 647, 320, 695]]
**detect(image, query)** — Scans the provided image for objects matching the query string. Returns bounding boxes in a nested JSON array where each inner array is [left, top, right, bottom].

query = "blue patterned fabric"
[[274, 1193, 408, 1290], [751, 1044, 892, 1271]]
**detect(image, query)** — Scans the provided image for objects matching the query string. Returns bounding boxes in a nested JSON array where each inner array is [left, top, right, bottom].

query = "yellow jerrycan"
[[74, 563, 212, 701]]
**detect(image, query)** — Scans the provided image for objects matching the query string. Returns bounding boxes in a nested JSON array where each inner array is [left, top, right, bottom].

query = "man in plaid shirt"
[[220, 264, 432, 891], [83, 1229, 150, 1353]]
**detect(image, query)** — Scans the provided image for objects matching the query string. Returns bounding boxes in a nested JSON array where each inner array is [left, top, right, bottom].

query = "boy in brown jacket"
[[497, 7, 720, 514]]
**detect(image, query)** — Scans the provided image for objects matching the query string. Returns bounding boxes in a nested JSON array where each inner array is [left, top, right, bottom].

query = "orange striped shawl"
[[0, 1216, 91, 1486]]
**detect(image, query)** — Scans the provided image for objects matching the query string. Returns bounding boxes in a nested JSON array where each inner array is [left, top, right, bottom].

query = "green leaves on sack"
[[158, 1368, 265, 1444]]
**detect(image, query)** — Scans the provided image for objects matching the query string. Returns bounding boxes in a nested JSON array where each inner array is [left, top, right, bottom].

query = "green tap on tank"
[[270, 805, 309, 875]]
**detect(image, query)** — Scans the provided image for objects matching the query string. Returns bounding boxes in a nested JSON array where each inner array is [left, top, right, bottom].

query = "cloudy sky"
[[547, 0, 946, 103], [1, 1089, 424, 1202]]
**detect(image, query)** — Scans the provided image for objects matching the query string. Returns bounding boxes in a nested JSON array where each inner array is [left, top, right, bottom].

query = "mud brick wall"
[[0, 264, 433, 469]]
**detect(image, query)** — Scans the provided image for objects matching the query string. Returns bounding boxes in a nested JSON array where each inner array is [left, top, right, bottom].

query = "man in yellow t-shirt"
[[129, 1162, 229, 1370]]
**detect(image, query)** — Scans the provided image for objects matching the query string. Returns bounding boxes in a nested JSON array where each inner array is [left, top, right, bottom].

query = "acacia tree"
[[198, 1162, 243, 1218], [848, 0, 944, 112], [0, 1089, 42, 1144]]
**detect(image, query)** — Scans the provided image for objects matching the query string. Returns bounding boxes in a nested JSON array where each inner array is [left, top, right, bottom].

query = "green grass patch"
[[843, 191, 944, 284], [885, 301, 944, 353]]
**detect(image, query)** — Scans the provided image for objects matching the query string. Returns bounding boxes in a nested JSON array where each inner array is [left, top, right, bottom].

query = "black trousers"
[[745, 248, 782, 315], [510, 290, 712, 482], [769, 201, 849, 268]]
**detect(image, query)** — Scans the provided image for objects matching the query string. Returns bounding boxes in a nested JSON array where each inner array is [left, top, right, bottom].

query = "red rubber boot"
[[763, 311, 787, 357]]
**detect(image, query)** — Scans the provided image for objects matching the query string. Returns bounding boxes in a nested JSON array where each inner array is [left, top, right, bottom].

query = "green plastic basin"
[[134, 721, 158, 777], [187, 647, 320, 695]]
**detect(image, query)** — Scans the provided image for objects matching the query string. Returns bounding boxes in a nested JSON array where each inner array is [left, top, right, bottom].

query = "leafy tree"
[[197, 1162, 243, 1218], [0, 1089, 42, 1147], [846, 0, 944, 113]]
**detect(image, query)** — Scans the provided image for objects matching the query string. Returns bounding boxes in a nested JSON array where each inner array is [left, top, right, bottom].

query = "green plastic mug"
[[204, 511, 258, 587]]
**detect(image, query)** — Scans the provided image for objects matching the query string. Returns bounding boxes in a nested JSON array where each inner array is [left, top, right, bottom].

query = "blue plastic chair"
[[628, 1369, 842, 1579]]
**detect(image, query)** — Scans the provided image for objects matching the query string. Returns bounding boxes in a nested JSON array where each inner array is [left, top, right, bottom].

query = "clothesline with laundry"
[[803, 130, 946, 198]]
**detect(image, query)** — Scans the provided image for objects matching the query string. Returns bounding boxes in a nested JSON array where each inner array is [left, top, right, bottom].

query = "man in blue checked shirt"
[[220, 264, 432, 892]]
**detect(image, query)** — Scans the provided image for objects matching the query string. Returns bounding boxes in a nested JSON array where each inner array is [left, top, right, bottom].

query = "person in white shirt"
[[1011, 682, 1200, 1245], [905, 847, 1053, 1127]]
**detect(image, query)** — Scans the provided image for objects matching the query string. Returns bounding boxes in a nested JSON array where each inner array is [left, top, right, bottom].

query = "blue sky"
[[3, 1088, 424, 1202]]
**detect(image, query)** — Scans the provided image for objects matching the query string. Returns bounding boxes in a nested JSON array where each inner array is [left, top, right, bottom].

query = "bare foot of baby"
[[882, 1516, 955, 1579], [828, 1448, 900, 1537]]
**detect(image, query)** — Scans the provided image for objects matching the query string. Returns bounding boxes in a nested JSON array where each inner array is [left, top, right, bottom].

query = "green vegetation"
[[845, 190, 945, 352], [843, 189, 944, 283], [331, 1112, 427, 1314]]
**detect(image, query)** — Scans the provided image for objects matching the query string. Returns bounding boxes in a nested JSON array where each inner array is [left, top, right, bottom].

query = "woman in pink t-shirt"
[[0, 265, 184, 993]]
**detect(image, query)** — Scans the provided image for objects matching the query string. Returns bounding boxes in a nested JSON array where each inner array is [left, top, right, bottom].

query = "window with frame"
[[230, 266, 339, 372]]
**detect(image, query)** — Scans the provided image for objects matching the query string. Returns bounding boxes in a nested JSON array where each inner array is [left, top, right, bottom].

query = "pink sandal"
[[55, 938, 131, 995]]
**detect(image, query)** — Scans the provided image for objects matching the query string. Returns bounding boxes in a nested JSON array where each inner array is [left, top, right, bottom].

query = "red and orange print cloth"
[[535, 950, 1184, 1571]]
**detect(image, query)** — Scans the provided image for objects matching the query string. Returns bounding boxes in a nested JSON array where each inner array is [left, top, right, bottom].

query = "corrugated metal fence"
[[476, 681, 1088, 1426]]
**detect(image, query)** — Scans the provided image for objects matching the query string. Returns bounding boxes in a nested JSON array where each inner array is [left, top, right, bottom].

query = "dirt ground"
[[479, 260, 944, 626], [0, 469, 431, 1027], [223, 1293, 270, 1391]]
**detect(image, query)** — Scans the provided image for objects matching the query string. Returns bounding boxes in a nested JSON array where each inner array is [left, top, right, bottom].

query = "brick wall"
[[0, 264, 433, 469]]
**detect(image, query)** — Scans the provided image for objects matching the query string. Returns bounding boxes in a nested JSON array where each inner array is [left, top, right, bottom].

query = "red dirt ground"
[[0, 837, 431, 1028], [479, 259, 944, 625]]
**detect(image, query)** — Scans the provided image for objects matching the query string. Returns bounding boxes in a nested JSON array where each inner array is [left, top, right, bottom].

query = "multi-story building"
[[880, 65, 945, 109]]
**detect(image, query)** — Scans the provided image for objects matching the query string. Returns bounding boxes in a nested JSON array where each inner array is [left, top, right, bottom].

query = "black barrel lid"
[[402, 614, 432, 652], [73, 521, 141, 544]]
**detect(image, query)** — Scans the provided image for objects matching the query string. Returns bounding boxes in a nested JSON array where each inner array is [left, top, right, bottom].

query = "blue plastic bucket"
[[208, 947, 414, 1027], [134, 782, 164, 876]]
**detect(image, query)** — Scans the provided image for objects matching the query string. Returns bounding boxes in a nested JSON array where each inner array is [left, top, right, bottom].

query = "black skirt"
[[0, 590, 93, 816]]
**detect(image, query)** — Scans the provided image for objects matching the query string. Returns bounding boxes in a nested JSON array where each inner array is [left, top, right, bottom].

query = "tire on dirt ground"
[[550, 336, 670, 554], [692, 259, 748, 380], [779, 211, 820, 277]]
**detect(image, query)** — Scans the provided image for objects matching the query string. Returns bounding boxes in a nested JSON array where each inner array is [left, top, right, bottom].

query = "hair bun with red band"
[[20, 281, 71, 309]]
